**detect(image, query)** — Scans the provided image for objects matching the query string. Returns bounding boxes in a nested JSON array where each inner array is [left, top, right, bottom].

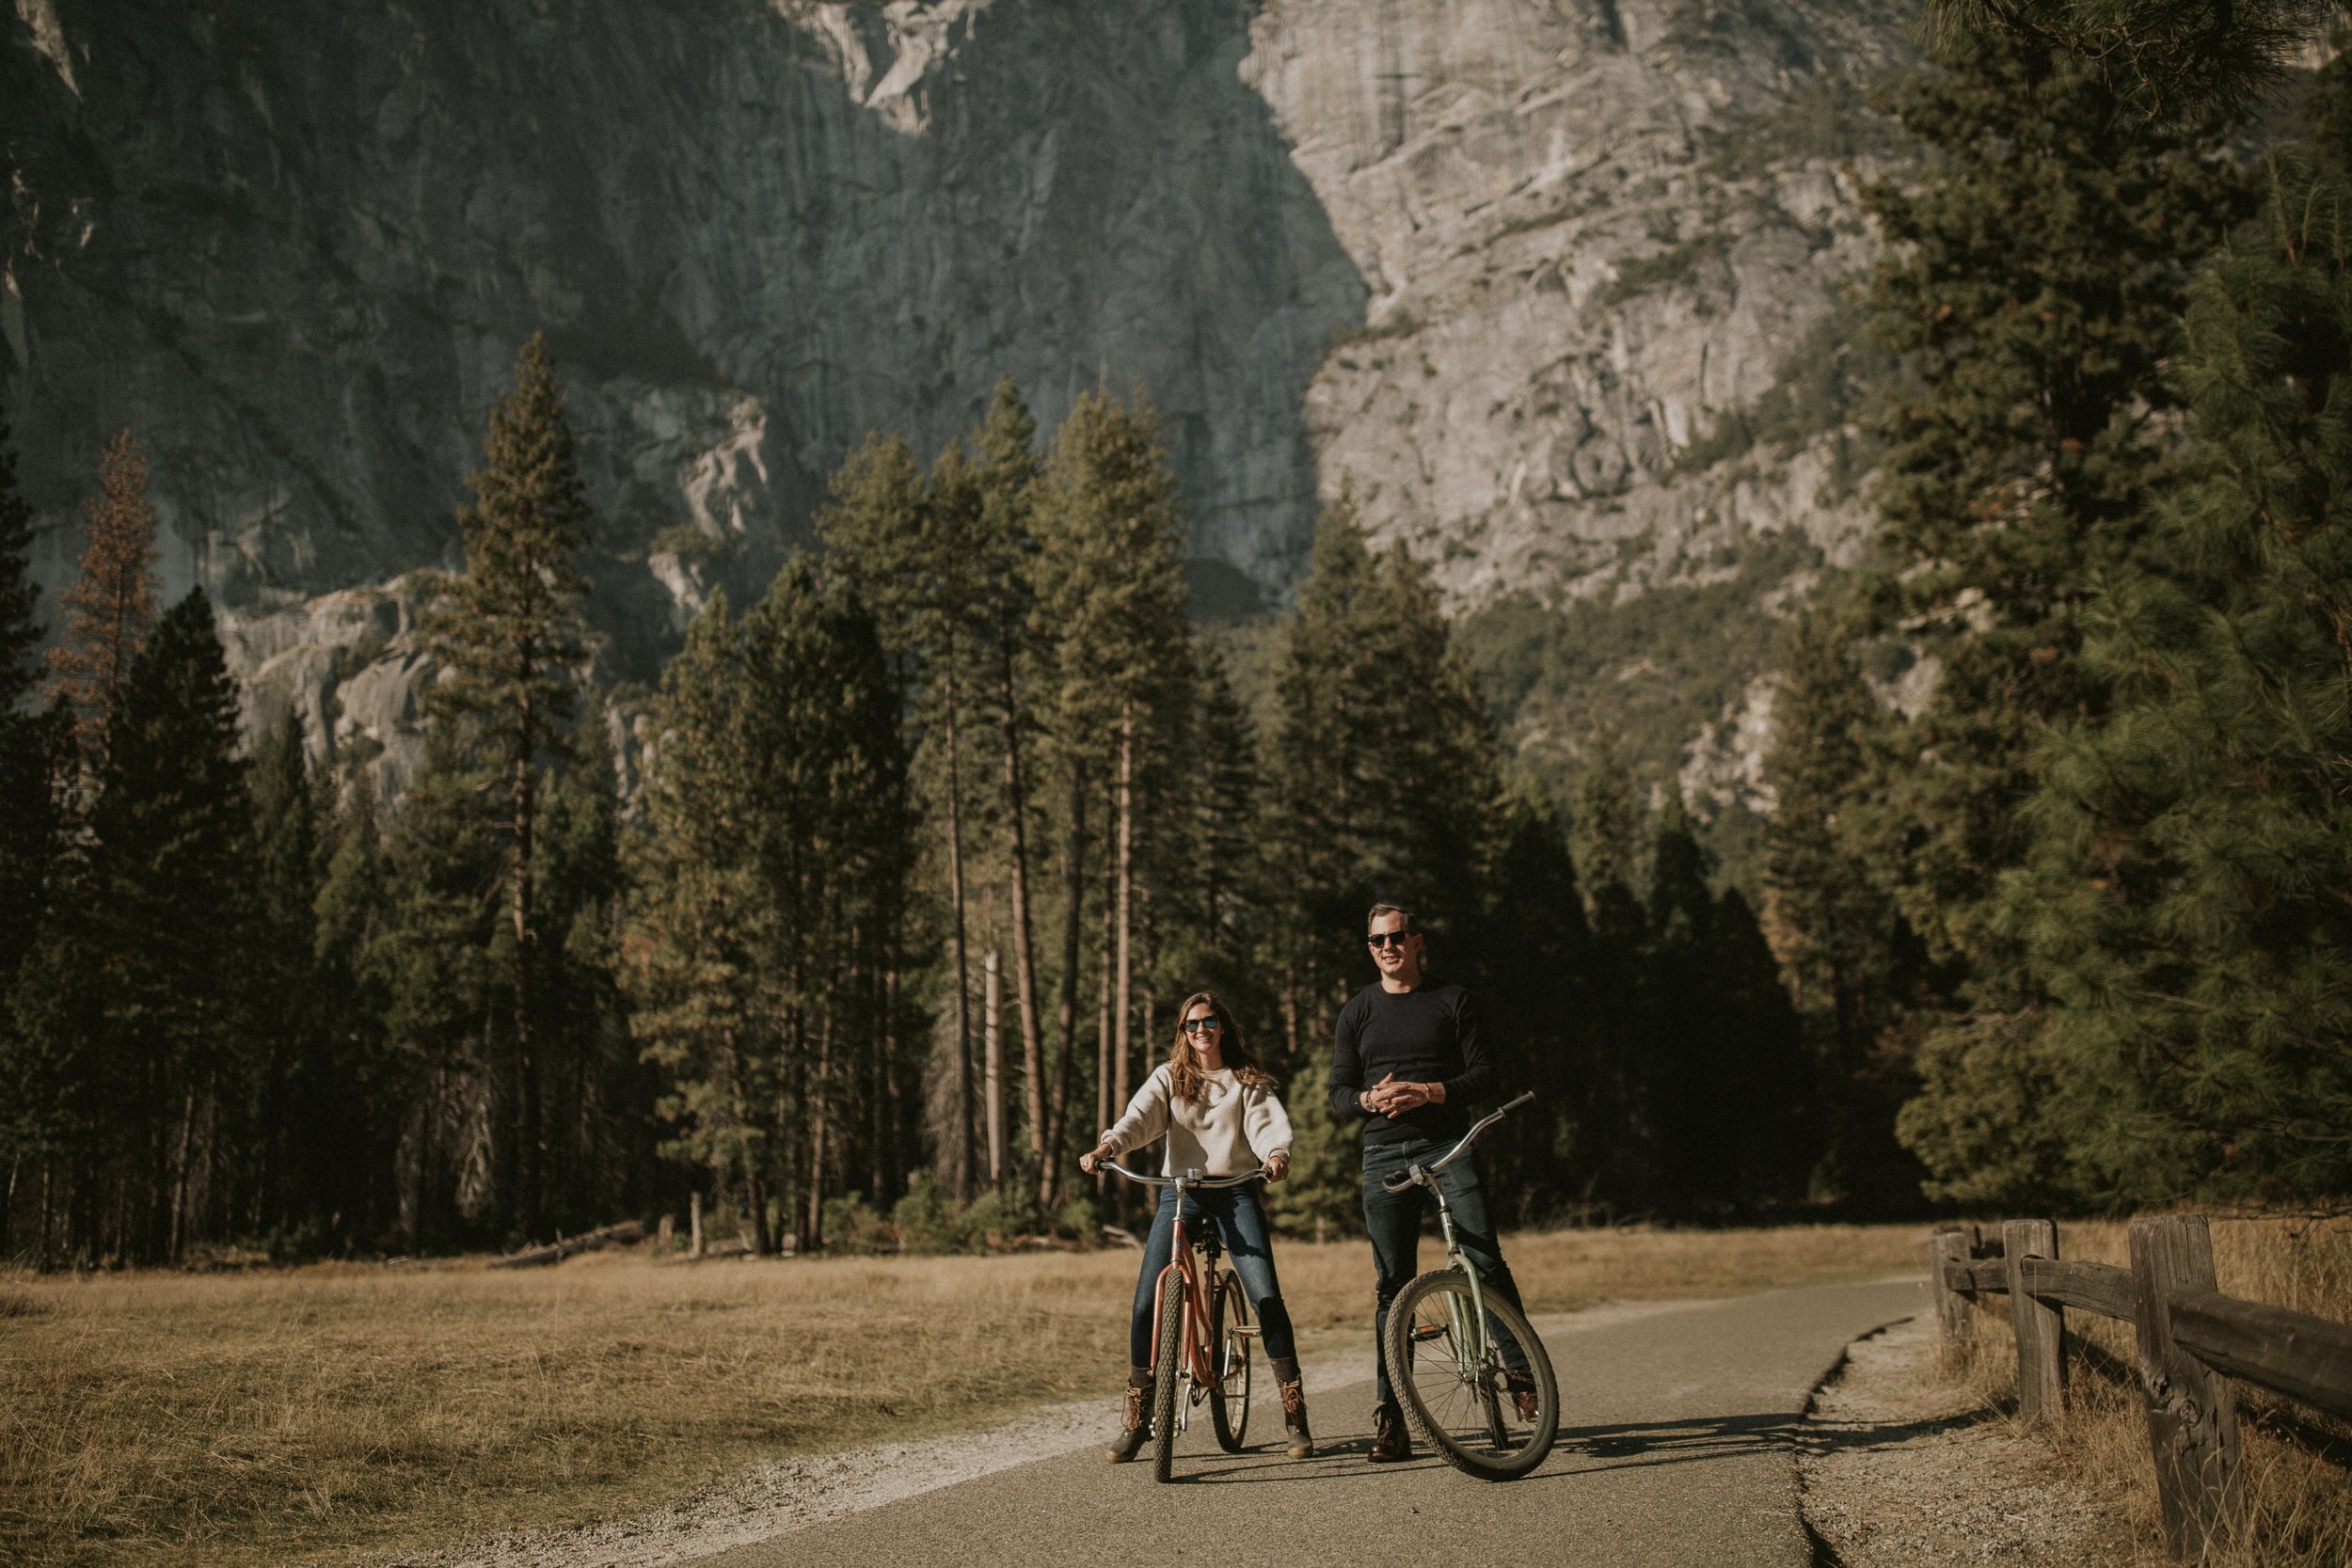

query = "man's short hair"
[[1365, 902, 1421, 936]]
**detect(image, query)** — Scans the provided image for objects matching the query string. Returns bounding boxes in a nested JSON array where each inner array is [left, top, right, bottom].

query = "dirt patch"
[[1797, 1314, 2134, 1568]]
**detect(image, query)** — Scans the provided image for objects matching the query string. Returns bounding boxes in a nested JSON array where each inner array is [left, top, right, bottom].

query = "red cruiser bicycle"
[[1100, 1161, 1264, 1482]]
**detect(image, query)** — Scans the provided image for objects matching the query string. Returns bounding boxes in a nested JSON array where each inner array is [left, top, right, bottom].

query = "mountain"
[[2, 0, 1910, 816]]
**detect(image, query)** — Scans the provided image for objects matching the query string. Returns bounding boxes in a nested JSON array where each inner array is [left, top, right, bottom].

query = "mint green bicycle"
[[1378, 1091, 1560, 1480]]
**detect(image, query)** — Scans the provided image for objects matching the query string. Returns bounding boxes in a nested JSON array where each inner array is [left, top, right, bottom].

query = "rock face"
[[2, 0, 1909, 805]]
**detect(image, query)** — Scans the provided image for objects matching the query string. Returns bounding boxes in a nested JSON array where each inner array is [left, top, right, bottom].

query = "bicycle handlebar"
[[1377, 1090, 1535, 1194], [1099, 1161, 1270, 1190]]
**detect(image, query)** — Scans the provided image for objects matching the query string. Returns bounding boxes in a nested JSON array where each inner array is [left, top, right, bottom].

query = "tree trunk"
[[1095, 851, 1115, 1146], [1044, 758, 1087, 1212], [510, 711, 541, 1240], [1113, 707, 1135, 1134], [805, 1010, 831, 1252], [942, 644, 976, 1202], [984, 950, 1006, 1185], [167, 1084, 197, 1265], [997, 642, 1047, 1185]]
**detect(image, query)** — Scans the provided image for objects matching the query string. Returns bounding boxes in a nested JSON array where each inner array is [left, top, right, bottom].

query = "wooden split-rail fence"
[[1931, 1214, 2352, 1560]]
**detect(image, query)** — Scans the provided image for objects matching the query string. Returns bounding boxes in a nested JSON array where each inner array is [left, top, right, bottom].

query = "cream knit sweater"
[[1099, 1064, 1293, 1178]]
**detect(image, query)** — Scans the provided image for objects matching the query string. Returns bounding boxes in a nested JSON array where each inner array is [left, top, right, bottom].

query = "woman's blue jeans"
[[1128, 1180, 1298, 1366], [1360, 1135, 1530, 1408]]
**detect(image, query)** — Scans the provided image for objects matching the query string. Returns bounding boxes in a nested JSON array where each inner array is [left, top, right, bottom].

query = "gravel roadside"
[[1797, 1314, 2135, 1567]]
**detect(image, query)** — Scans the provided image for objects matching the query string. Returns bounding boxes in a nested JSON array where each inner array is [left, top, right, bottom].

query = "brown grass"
[[0, 1222, 1925, 1568], [1939, 1215, 2352, 1568]]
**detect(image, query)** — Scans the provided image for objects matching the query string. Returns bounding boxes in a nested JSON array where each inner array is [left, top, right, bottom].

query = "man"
[[1329, 902, 1534, 1462]]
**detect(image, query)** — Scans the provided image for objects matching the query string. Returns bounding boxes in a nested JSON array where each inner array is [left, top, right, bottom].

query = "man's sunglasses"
[[1366, 930, 1415, 949], [1182, 1016, 1223, 1033]]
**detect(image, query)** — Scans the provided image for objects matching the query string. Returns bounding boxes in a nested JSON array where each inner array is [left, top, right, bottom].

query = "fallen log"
[[489, 1220, 646, 1270]]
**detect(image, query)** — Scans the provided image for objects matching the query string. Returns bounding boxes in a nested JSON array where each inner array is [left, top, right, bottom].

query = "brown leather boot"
[[1369, 1400, 1411, 1462], [1279, 1377, 1314, 1458], [1106, 1369, 1153, 1463], [1506, 1369, 1540, 1422]]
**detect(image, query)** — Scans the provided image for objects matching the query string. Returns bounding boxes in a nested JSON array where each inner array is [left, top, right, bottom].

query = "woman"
[[1081, 990, 1313, 1462]]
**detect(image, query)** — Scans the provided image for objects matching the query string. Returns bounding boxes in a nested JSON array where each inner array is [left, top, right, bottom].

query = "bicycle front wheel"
[[1208, 1269, 1252, 1452], [1152, 1269, 1184, 1483], [1383, 1269, 1559, 1480]]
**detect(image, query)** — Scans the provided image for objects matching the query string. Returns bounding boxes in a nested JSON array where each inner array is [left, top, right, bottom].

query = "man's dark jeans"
[[1361, 1134, 1529, 1409], [1129, 1180, 1298, 1367]]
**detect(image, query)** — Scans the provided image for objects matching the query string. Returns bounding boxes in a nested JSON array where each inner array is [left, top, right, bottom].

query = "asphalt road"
[[702, 1277, 1925, 1568]]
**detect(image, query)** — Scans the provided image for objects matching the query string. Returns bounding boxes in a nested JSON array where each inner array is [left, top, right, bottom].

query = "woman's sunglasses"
[[1181, 1016, 1222, 1033]]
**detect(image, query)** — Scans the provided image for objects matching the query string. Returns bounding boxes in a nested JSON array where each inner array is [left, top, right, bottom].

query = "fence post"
[[1931, 1225, 1974, 1342], [2003, 1218, 2064, 1424], [2131, 1214, 2245, 1560]]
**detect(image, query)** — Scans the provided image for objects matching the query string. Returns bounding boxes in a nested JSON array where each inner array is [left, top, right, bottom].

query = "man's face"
[[1367, 913, 1422, 979]]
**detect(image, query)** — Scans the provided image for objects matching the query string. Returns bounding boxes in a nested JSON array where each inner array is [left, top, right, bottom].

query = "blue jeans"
[[1129, 1180, 1298, 1366], [1361, 1135, 1529, 1407]]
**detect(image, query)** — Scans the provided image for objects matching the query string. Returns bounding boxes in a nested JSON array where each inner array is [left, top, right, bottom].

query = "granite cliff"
[[2, 0, 1910, 808]]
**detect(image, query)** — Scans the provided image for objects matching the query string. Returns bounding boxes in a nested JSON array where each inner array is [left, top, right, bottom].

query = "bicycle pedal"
[[1410, 1324, 1448, 1342], [1230, 1325, 1261, 1337]]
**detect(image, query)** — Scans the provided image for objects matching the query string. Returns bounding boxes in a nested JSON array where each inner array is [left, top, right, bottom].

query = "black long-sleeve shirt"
[[1327, 981, 1494, 1145]]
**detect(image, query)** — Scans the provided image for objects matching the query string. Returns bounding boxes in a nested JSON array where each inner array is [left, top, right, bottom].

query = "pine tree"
[[313, 761, 394, 1243], [1475, 794, 1589, 1220], [818, 429, 983, 1198], [1932, 0, 2326, 121], [1993, 61, 2352, 1202], [627, 592, 782, 1249], [422, 333, 594, 1235], [1858, 21, 2250, 1199], [1029, 388, 1193, 1209], [46, 428, 158, 773], [371, 722, 501, 1247], [970, 377, 1049, 1195], [88, 588, 259, 1261], [246, 710, 332, 1247], [0, 397, 72, 1258], [1760, 610, 1929, 1206], [1568, 728, 1640, 911]]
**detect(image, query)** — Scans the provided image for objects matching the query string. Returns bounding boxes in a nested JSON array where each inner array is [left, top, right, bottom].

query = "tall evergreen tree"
[[46, 427, 157, 774], [1760, 610, 1929, 1206], [87, 588, 259, 1261], [970, 378, 1050, 1194], [1991, 63, 2352, 1202], [1030, 388, 1193, 1209], [422, 333, 594, 1235], [1856, 20, 2249, 1196], [0, 397, 69, 1258]]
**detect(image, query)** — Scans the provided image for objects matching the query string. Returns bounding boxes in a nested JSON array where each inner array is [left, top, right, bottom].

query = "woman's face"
[[1181, 1004, 1224, 1065]]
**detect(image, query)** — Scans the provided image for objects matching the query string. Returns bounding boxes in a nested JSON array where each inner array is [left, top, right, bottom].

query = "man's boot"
[[1271, 1355, 1313, 1458], [1106, 1366, 1153, 1462], [1368, 1399, 1411, 1462]]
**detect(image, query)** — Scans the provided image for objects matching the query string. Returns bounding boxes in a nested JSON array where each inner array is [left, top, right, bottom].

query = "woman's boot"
[[1106, 1366, 1153, 1462], [1271, 1355, 1314, 1458]]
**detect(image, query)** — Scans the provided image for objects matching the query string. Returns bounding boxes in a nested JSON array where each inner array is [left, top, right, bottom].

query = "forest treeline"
[[3, 0, 2349, 1266]]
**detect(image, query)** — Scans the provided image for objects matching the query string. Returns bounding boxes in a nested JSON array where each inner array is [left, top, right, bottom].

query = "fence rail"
[[1931, 1214, 2352, 1560]]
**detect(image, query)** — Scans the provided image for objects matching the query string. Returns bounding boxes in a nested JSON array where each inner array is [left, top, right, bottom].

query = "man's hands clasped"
[[1359, 1072, 1444, 1117]]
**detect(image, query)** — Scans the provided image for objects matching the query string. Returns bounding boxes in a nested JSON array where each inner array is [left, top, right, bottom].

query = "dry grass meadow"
[[3, 1222, 1926, 1567], [1940, 1214, 2352, 1568]]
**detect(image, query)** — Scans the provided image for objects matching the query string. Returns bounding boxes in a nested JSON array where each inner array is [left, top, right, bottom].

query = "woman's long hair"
[[1166, 990, 1274, 1105]]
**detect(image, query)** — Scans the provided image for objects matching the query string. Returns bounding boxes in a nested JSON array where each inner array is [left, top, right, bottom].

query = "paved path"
[[703, 1277, 1925, 1568]]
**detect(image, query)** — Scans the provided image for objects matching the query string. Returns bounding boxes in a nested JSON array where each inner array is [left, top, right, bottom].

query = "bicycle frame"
[[1104, 1162, 1264, 1428], [1382, 1091, 1535, 1384]]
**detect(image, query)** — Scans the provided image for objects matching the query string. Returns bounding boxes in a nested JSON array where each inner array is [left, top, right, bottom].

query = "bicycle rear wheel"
[[1208, 1269, 1252, 1452], [1383, 1269, 1558, 1480], [1151, 1269, 1184, 1483]]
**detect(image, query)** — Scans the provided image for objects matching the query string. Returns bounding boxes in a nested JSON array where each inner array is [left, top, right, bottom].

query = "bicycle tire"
[[1382, 1269, 1559, 1481], [1208, 1269, 1252, 1452], [1151, 1268, 1184, 1483]]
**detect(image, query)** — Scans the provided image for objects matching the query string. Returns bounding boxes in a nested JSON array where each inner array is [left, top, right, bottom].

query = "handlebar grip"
[[1502, 1090, 1535, 1114], [1381, 1167, 1419, 1194]]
